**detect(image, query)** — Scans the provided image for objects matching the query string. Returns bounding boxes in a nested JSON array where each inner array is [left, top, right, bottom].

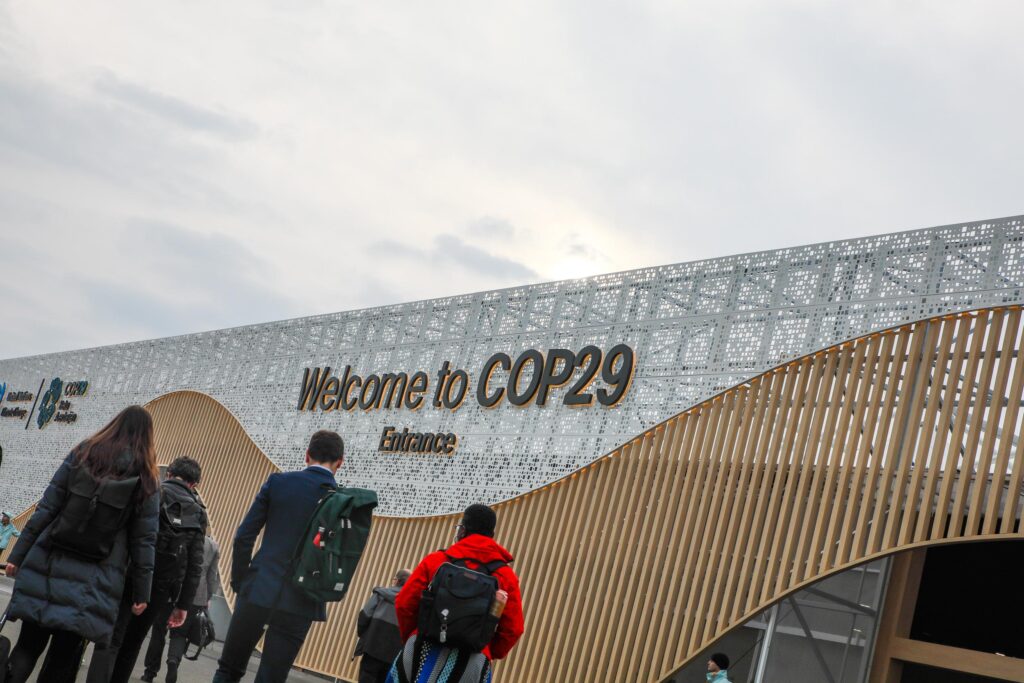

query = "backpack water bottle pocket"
[[417, 589, 437, 636]]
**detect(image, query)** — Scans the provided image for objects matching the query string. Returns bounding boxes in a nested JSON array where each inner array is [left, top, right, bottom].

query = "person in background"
[[706, 653, 732, 683], [0, 512, 21, 551], [213, 430, 346, 683], [3, 405, 161, 683], [143, 532, 222, 683], [355, 568, 411, 683]]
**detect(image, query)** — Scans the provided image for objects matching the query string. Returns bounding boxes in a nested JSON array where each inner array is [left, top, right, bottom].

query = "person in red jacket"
[[395, 504, 524, 666]]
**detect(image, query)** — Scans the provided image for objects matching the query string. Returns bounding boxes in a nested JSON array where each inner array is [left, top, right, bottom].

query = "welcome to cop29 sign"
[[296, 345, 635, 455]]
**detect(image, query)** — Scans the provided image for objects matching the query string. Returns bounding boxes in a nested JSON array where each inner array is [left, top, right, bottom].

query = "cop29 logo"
[[37, 378, 63, 430]]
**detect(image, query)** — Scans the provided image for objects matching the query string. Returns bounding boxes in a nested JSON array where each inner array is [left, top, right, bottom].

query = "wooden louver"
[[130, 306, 1024, 681]]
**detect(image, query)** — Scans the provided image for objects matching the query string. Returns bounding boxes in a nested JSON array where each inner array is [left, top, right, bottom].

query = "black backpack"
[[153, 486, 205, 584], [50, 465, 140, 561], [417, 557, 506, 652]]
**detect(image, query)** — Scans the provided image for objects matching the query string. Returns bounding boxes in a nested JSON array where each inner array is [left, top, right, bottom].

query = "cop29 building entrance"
[[2, 215, 1024, 682]]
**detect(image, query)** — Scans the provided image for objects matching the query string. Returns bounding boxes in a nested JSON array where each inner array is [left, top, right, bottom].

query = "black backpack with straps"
[[49, 465, 140, 562], [153, 483, 205, 585], [417, 556, 507, 652]]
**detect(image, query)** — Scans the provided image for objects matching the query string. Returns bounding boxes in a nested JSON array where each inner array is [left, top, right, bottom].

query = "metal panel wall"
[[3, 216, 1024, 517], [139, 306, 1024, 682]]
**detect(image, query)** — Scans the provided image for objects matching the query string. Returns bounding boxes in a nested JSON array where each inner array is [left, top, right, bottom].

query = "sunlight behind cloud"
[[550, 255, 603, 281]]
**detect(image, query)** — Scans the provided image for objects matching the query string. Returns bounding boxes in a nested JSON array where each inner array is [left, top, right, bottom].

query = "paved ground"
[[0, 578, 334, 682]]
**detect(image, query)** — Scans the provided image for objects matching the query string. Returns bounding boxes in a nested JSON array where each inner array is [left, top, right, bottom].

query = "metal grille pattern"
[[140, 306, 1024, 683], [1, 215, 1024, 515]]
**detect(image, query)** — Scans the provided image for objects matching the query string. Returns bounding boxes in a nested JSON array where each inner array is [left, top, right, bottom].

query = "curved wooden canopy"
[[8, 306, 1024, 682]]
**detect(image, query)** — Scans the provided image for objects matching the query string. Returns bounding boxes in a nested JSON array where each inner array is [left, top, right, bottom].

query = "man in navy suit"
[[212, 430, 345, 683]]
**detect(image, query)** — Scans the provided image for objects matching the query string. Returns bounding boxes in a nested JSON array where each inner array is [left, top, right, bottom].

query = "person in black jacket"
[[142, 533, 221, 683], [86, 456, 208, 683], [4, 405, 161, 683]]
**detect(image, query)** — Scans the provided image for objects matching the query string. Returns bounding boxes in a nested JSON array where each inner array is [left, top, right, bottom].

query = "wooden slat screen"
[[133, 305, 1024, 681]]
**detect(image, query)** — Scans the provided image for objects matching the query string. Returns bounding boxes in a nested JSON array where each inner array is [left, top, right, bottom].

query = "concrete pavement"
[[0, 577, 338, 682]]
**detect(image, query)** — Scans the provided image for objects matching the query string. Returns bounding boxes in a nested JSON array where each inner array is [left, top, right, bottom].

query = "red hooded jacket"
[[395, 534, 525, 660]]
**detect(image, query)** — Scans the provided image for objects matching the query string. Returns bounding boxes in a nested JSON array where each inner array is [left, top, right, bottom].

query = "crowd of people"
[[0, 405, 528, 683]]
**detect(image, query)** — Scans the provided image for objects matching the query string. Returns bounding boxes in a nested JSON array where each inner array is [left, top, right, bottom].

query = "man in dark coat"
[[87, 456, 208, 683], [354, 568, 411, 683], [212, 429, 346, 683]]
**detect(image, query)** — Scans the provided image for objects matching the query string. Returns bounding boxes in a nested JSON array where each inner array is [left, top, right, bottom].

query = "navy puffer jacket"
[[7, 452, 160, 644]]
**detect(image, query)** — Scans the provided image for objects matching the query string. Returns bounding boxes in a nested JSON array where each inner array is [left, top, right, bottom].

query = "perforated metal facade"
[[1, 214, 1023, 516]]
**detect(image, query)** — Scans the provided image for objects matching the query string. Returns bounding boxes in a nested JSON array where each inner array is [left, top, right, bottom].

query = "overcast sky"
[[1, 1, 1022, 359]]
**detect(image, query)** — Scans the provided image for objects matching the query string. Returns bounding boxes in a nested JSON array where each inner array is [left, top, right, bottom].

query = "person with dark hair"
[[213, 429, 345, 683], [86, 456, 207, 683], [392, 503, 524, 682], [355, 568, 412, 683], [3, 405, 161, 683], [706, 653, 731, 682]]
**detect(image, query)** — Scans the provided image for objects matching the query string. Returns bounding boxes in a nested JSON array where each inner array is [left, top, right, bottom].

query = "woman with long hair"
[[4, 405, 161, 682]]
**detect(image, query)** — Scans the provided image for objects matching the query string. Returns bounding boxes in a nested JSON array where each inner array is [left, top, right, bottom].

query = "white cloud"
[[1, 1, 1022, 358]]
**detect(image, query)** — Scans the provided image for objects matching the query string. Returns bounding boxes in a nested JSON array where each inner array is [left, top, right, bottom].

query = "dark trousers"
[[359, 654, 393, 683], [86, 587, 174, 683], [160, 606, 204, 683], [6, 619, 85, 683], [143, 610, 171, 677], [213, 596, 312, 683]]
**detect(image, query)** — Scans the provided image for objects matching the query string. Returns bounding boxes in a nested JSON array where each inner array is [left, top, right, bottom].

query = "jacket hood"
[[446, 534, 514, 564], [163, 477, 200, 500], [372, 585, 402, 603], [162, 478, 206, 529]]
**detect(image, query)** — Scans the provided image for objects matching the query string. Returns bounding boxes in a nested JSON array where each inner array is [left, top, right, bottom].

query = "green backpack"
[[291, 486, 378, 602]]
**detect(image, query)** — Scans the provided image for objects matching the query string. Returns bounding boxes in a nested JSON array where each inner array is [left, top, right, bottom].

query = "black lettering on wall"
[[442, 369, 469, 410], [564, 346, 601, 406], [378, 373, 409, 409], [477, 353, 511, 408], [536, 348, 575, 405], [359, 375, 382, 410], [405, 372, 429, 410], [508, 350, 544, 406], [298, 343, 636, 413], [340, 366, 361, 411], [432, 361, 452, 408], [597, 344, 636, 407], [297, 367, 331, 410], [320, 376, 340, 411]]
